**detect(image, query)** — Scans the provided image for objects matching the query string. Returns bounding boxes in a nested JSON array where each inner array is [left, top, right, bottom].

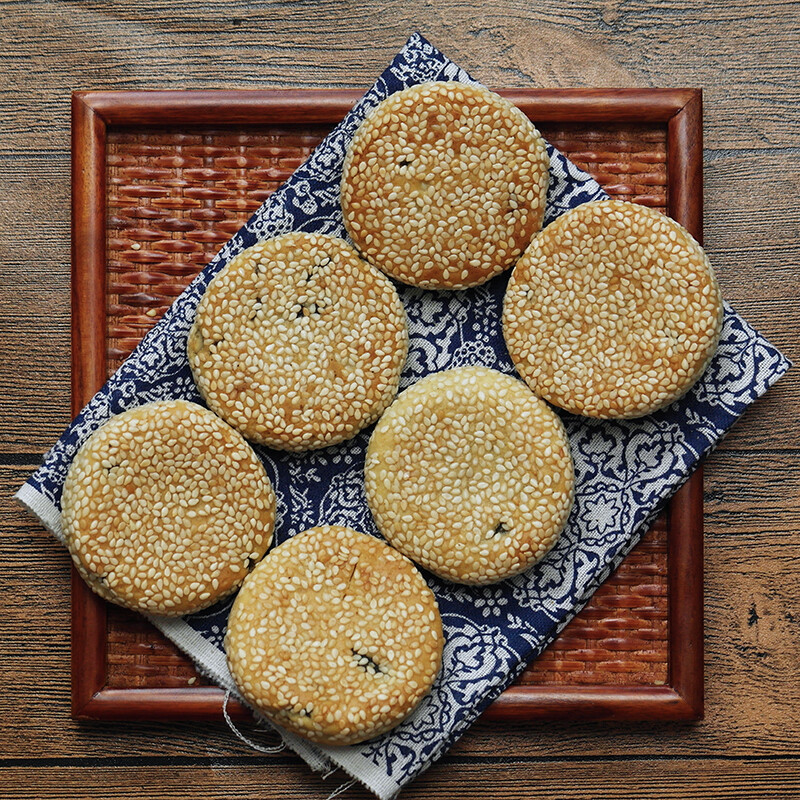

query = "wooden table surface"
[[2, 2, 799, 798]]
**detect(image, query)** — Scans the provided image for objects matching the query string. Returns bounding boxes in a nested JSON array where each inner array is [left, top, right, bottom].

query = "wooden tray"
[[71, 88, 704, 723]]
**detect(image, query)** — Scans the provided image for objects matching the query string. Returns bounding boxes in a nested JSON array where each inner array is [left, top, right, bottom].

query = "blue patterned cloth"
[[16, 33, 790, 800]]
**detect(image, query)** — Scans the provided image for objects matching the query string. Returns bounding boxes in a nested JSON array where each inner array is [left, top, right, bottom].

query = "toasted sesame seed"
[[365, 367, 575, 585], [503, 200, 724, 418], [225, 526, 442, 745], [341, 82, 550, 290], [61, 400, 276, 616], [188, 233, 408, 451]]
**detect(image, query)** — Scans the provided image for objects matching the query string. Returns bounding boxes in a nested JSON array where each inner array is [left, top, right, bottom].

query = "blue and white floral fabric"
[[16, 33, 790, 800]]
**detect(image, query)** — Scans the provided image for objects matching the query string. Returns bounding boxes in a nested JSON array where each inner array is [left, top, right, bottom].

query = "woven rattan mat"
[[104, 121, 669, 691]]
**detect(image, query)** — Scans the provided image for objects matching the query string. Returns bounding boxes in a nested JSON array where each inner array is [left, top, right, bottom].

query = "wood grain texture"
[[4, 759, 800, 800], [1, 2, 798, 150], [1, 1, 798, 797]]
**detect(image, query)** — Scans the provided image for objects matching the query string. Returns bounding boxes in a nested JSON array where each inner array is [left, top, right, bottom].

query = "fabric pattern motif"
[[16, 33, 790, 800]]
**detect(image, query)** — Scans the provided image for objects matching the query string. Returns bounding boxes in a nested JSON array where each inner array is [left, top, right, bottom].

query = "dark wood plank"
[[704, 450, 800, 535], [0, 2, 798, 151], [3, 758, 800, 799]]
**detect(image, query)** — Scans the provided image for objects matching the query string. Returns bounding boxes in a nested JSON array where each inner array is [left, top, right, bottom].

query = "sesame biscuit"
[[503, 200, 724, 419], [188, 233, 408, 451], [341, 82, 550, 289], [365, 367, 574, 585], [61, 400, 276, 616], [225, 526, 443, 745]]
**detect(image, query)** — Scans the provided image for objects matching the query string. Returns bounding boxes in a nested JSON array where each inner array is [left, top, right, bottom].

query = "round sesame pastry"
[[61, 400, 276, 617], [365, 367, 574, 585], [225, 526, 443, 746], [503, 199, 724, 419], [188, 233, 408, 451], [341, 81, 550, 289]]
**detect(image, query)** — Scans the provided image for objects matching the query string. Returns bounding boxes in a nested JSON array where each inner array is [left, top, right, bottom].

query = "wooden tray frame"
[[71, 88, 704, 723]]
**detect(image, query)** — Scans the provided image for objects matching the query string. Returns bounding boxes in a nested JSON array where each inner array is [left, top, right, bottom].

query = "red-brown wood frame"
[[71, 88, 704, 723]]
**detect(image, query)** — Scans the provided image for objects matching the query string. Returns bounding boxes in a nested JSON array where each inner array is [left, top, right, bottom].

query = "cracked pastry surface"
[[225, 526, 443, 745], [61, 400, 276, 616], [188, 233, 408, 451], [503, 199, 724, 418], [341, 81, 550, 289], [365, 367, 574, 585]]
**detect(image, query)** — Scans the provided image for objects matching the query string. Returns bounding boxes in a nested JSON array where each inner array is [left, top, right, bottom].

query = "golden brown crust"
[[341, 82, 550, 289], [188, 233, 408, 451], [503, 200, 724, 419], [365, 367, 575, 585], [225, 526, 443, 745], [61, 400, 276, 616]]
